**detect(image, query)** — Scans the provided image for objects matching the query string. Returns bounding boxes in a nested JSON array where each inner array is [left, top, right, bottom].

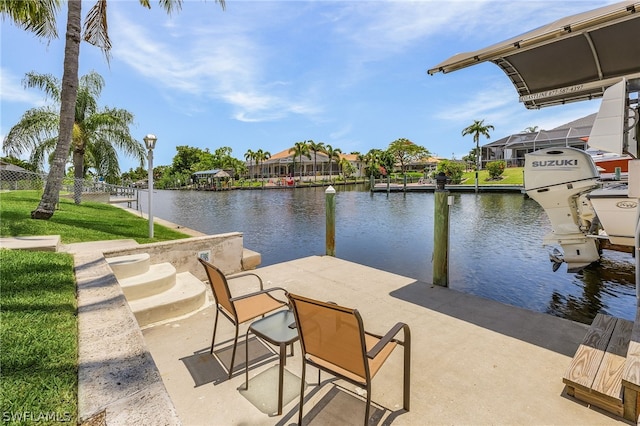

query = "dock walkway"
[[144, 255, 624, 425], [372, 182, 524, 192]]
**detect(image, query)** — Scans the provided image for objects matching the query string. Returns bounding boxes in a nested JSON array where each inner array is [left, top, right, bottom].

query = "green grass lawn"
[[0, 191, 191, 424], [461, 167, 524, 185], [0, 249, 77, 425], [0, 190, 190, 243]]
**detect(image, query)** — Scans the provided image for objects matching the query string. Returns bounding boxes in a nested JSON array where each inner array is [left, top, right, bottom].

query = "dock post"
[[433, 173, 450, 287], [325, 185, 336, 256]]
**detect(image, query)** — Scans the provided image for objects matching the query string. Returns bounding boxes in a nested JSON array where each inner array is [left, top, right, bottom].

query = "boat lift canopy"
[[427, 1, 640, 109]]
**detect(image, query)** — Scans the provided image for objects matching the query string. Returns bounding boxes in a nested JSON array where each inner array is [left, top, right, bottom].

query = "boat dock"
[[142, 255, 620, 425], [372, 182, 525, 193]]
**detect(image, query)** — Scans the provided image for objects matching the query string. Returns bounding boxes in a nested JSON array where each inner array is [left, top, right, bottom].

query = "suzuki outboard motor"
[[524, 147, 601, 271]]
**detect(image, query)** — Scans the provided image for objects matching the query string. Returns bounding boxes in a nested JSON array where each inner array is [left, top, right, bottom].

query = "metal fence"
[[0, 168, 138, 205]]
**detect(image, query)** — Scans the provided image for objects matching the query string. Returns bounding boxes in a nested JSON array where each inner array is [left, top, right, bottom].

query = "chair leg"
[[228, 323, 240, 379], [244, 328, 251, 390], [298, 360, 307, 425], [403, 328, 411, 411], [210, 308, 220, 354], [364, 383, 371, 426]]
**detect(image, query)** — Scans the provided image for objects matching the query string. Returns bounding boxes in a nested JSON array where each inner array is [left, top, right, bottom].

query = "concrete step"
[[119, 262, 176, 301], [129, 272, 208, 327], [0, 235, 60, 252], [107, 253, 150, 279]]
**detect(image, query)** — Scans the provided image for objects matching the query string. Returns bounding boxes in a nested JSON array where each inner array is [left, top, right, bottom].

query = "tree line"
[[2, 1, 499, 218]]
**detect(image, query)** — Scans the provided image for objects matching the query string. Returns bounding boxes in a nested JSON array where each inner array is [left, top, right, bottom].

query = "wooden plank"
[[623, 387, 639, 422], [622, 308, 640, 392], [563, 314, 617, 391], [592, 318, 633, 401], [574, 387, 624, 418]]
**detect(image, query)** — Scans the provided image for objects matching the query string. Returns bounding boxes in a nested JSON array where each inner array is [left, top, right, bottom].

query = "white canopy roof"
[[428, 1, 640, 109]]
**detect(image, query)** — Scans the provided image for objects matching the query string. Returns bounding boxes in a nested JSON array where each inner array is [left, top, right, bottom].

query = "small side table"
[[245, 309, 299, 415]]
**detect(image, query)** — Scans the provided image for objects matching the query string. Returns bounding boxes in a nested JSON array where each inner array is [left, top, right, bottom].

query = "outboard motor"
[[524, 147, 601, 271]]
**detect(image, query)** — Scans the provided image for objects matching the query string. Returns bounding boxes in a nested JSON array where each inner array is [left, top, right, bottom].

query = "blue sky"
[[1, 0, 608, 173]]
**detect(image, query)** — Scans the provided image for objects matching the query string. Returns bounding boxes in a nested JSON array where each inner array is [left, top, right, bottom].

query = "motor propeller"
[[549, 248, 564, 272]]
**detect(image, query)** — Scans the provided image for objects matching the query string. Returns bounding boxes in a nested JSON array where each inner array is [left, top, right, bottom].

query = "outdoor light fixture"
[[143, 134, 157, 238]]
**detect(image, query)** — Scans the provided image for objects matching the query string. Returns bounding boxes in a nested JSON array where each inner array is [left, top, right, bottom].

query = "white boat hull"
[[588, 185, 638, 246]]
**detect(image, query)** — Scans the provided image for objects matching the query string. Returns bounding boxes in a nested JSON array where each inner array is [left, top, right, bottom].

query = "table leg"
[[278, 342, 285, 415], [245, 329, 251, 390]]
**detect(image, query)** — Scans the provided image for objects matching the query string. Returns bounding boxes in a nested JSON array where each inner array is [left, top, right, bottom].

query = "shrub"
[[486, 160, 506, 179], [434, 160, 465, 184]]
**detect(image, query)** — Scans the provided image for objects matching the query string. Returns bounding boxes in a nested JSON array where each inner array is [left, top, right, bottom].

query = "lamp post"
[[144, 134, 157, 238]]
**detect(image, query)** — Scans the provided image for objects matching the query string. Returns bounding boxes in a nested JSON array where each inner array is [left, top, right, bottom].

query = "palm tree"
[[289, 141, 310, 182], [11, 0, 226, 219], [338, 157, 354, 181], [307, 140, 324, 182], [244, 149, 256, 180], [324, 144, 342, 182], [356, 152, 366, 178], [254, 149, 271, 184], [462, 119, 494, 193], [4, 71, 145, 203]]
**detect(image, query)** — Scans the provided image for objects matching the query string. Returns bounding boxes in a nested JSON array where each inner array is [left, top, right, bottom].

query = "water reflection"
[[145, 187, 636, 324], [547, 253, 636, 323]]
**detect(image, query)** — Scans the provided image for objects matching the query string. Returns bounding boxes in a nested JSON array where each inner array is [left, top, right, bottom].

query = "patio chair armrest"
[[366, 322, 409, 359], [226, 271, 265, 289], [229, 286, 288, 303]]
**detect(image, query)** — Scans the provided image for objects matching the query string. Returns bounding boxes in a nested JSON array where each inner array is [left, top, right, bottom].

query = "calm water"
[[144, 186, 636, 324]]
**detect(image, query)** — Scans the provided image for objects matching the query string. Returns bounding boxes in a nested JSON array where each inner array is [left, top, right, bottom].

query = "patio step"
[[107, 253, 151, 279], [128, 272, 207, 327], [118, 262, 177, 301]]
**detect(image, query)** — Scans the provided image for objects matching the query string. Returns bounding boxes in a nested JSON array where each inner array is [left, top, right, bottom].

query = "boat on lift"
[[523, 77, 638, 271], [428, 1, 640, 272]]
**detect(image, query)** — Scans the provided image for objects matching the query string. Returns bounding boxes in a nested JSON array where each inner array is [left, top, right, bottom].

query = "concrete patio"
[[142, 255, 629, 425]]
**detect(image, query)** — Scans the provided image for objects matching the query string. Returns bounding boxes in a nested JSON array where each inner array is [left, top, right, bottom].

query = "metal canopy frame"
[[427, 1, 640, 109]]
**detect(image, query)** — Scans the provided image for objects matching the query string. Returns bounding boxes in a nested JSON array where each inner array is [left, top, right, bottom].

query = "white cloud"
[[108, 7, 322, 123], [0, 68, 47, 106]]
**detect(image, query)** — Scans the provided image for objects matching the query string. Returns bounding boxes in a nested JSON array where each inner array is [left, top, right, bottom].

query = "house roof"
[[428, 1, 640, 109], [192, 169, 230, 178], [486, 113, 596, 149], [259, 149, 359, 164], [0, 160, 31, 173]]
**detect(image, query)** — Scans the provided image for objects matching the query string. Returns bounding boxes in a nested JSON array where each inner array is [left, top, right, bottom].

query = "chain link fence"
[[0, 166, 138, 206]]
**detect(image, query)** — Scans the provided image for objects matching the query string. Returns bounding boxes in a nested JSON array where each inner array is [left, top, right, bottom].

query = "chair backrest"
[[288, 293, 369, 381], [198, 258, 235, 317]]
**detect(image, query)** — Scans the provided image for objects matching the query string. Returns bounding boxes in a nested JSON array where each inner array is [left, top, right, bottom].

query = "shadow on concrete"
[[300, 385, 385, 426], [180, 337, 275, 386], [389, 281, 587, 357]]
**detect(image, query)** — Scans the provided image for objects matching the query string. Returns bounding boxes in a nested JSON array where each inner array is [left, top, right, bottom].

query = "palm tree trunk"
[[31, 0, 81, 219], [73, 148, 84, 204]]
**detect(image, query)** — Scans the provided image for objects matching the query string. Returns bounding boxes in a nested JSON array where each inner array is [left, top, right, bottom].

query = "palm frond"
[[23, 72, 62, 103], [83, 0, 111, 62], [0, 0, 60, 39], [3, 107, 59, 157]]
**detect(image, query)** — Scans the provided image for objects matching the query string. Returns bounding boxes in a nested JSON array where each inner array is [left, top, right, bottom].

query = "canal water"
[[147, 186, 636, 324]]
